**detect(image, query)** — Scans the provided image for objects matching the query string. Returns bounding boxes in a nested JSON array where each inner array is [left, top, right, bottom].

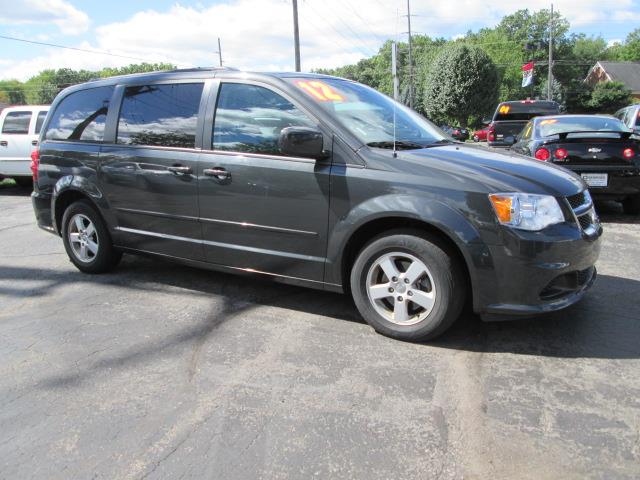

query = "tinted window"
[[45, 87, 113, 141], [213, 83, 315, 154], [117, 83, 203, 148], [35, 111, 47, 135], [493, 102, 560, 121], [519, 121, 533, 140], [2, 111, 31, 134]]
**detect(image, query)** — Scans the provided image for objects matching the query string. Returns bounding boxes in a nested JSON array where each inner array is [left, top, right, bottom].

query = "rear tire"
[[622, 195, 640, 215], [350, 230, 466, 342], [473, 135, 480, 142], [61, 200, 122, 273]]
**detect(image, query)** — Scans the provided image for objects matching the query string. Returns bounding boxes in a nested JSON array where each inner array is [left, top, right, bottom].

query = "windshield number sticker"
[[296, 81, 344, 102], [498, 105, 511, 114]]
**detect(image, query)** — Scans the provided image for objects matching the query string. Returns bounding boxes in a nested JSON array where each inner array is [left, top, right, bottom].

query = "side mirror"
[[278, 127, 326, 159], [504, 135, 517, 145]]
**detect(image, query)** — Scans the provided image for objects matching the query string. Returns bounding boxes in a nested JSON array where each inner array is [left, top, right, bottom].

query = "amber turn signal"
[[489, 194, 514, 223]]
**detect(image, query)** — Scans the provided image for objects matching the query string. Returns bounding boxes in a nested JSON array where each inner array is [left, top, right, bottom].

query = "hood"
[[385, 143, 586, 197]]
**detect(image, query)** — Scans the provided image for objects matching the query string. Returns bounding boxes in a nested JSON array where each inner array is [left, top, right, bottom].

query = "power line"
[[0, 34, 189, 67]]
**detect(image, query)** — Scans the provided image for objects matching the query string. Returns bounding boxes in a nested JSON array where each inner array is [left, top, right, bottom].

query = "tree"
[[0, 80, 26, 104], [588, 82, 632, 112], [423, 44, 499, 127]]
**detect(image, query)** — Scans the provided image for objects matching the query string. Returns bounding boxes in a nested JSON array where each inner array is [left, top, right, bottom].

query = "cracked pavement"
[[1, 182, 639, 479]]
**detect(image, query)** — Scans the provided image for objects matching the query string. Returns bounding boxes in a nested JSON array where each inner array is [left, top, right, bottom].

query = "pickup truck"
[[487, 100, 560, 147]]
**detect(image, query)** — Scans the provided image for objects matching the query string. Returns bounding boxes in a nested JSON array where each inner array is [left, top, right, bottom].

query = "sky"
[[0, 0, 638, 81]]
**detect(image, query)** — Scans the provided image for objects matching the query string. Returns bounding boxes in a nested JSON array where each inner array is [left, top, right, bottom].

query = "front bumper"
[[474, 222, 602, 320]]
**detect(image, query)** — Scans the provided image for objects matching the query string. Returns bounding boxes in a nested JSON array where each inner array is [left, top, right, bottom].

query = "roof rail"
[[170, 66, 239, 73]]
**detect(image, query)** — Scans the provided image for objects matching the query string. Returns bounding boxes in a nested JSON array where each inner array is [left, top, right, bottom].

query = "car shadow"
[[1, 256, 639, 360], [595, 199, 640, 225], [0, 180, 32, 196]]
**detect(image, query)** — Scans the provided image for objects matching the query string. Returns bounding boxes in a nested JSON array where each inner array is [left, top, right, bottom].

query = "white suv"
[[0, 105, 49, 186]]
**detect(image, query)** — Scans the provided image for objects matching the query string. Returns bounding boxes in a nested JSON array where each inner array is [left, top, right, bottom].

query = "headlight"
[[488, 193, 565, 231]]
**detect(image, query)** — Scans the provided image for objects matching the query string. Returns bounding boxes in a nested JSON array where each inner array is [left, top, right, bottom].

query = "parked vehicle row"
[[31, 69, 601, 342], [0, 105, 49, 186], [440, 125, 469, 141]]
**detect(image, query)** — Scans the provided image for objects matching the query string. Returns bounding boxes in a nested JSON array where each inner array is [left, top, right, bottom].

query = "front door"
[[100, 82, 206, 261], [198, 81, 331, 282]]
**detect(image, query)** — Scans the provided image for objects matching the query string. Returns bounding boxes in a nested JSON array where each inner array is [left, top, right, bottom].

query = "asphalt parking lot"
[[1, 181, 639, 480]]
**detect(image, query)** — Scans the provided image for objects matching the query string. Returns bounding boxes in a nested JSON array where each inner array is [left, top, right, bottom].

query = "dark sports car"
[[508, 115, 640, 214]]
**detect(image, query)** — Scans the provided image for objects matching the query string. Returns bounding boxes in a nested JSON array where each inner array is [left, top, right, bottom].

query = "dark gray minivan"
[[32, 68, 602, 341]]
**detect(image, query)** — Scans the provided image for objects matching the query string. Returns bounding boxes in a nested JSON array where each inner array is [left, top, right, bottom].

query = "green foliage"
[[607, 28, 640, 61], [588, 81, 632, 112], [7, 63, 176, 105], [0, 80, 26, 104], [423, 44, 499, 127]]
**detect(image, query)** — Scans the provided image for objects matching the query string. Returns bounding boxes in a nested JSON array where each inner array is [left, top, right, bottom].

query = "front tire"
[[350, 231, 466, 341], [622, 195, 640, 215], [61, 200, 122, 273]]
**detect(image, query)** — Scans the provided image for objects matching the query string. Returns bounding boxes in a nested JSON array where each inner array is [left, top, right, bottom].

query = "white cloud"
[[0, 0, 638, 81], [0, 0, 90, 35]]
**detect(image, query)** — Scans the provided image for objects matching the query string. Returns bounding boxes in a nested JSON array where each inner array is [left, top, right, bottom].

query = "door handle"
[[31, 140, 38, 146], [167, 165, 192, 174], [203, 167, 230, 180], [0, 141, 7, 147]]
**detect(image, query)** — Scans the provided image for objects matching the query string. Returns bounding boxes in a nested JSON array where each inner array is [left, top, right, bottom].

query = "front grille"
[[578, 212, 593, 230], [566, 191, 587, 210], [540, 266, 595, 300], [565, 190, 598, 232]]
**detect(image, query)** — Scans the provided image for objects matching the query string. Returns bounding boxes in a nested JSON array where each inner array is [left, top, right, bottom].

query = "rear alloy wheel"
[[350, 231, 466, 341], [62, 200, 122, 273], [622, 195, 640, 215], [473, 135, 480, 142]]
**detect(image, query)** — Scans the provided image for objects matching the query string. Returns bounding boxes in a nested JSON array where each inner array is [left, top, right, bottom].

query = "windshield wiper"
[[423, 139, 455, 147], [366, 141, 425, 150]]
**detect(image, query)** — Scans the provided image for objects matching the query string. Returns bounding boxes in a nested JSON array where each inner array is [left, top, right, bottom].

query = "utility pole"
[[547, 3, 554, 101], [391, 42, 399, 101], [292, 0, 301, 72], [406, 0, 414, 109], [217, 37, 223, 67]]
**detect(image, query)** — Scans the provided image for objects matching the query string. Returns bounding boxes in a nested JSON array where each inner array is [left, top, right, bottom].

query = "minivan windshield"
[[286, 77, 446, 148]]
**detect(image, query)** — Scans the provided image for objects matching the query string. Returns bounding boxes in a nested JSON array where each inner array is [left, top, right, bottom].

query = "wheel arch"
[[52, 175, 111, 235]]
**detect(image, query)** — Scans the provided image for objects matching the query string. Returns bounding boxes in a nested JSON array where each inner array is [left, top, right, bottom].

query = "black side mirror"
[[504, 135, 516, 145], [278, 127, 326, 159]]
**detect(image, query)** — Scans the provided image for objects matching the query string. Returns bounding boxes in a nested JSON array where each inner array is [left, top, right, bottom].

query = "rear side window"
[[213, 83, 315, 155], [117, 83, 204, 148], [35, 111, 47, 135], [2, 111, 31, 134], [45, 86, 113, 142]]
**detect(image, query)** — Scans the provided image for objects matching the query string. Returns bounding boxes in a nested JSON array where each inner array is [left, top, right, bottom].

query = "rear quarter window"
[[45, 86, 114, 142], [35, 111, 48, 135], [2, 111, 32, 134]]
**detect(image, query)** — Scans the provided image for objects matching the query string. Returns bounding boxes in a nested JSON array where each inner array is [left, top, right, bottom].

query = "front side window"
[[285, 77, 445, 147], [35, 111, 48, 135], [213, 83, 315, 155], [117, 83, 204, 148], [2, 111, 31, 134], [45, 86, 113, 142]]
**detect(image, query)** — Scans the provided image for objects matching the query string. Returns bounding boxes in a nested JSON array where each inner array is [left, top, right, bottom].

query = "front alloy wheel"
[[366, 252, 436, 325], [350, 231, 466, 341]]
